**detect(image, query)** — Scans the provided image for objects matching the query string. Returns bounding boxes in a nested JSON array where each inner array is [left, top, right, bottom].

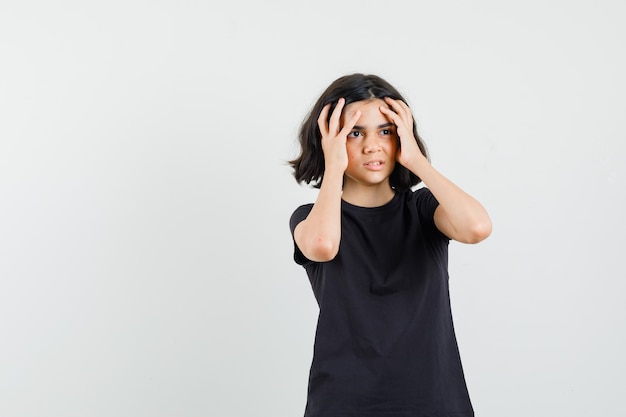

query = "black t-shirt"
[[289, 188, 474, 417]]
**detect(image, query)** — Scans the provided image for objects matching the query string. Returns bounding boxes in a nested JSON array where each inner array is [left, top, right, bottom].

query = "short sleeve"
[[289, 204, 314, 266], [413, 187, 450, 242]]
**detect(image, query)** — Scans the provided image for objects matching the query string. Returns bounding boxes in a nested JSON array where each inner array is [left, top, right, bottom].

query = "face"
[[340, 99, 398, 192]]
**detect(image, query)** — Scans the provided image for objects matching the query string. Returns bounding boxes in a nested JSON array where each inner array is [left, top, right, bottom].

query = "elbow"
[[465, 218, 492, 244], [294, 223, 340, 262], [308, 236, 340, 262]]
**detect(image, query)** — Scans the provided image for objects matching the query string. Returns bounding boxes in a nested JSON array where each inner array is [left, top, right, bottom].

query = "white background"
[[1, 1, 625, 416]]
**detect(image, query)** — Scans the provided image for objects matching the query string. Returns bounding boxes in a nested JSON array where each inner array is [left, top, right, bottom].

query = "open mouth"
[[364, 160, 385, 170]]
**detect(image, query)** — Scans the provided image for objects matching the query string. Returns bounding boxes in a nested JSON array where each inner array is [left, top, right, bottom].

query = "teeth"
[[368, 161, 381, 165]]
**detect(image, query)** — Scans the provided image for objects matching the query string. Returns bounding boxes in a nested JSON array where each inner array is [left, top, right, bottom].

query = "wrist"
[[322, 166, 345, 187], [403, 153, 430, 177], [324, 160, 345, 175]]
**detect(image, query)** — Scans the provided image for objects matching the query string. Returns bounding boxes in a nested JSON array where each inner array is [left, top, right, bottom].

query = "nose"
[[363, 134, 382, 153]]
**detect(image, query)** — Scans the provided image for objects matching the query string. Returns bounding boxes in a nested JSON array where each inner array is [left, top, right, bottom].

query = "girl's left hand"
[[379, 97, 425, 168]]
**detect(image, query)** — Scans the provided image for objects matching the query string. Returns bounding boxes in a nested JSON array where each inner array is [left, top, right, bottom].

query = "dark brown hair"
[[289, 73, 428, 191]]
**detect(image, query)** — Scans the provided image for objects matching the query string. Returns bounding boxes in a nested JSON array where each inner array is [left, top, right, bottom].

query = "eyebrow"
[[352, 122, 394, 130]]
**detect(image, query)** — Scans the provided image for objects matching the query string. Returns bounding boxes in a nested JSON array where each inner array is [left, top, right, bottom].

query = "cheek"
[[345, 142, 362, 165], [345, 144, 357, 161], [385, 137, 398, 153]]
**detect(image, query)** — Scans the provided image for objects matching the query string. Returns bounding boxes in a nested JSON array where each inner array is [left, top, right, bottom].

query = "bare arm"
[[407, 158, 492, 244], [294, 99, 361, 261], [380, 98, 492, 244]]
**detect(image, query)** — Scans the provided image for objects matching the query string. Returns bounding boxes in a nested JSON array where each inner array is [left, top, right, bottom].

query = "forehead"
[[342, 99, 391, 125]]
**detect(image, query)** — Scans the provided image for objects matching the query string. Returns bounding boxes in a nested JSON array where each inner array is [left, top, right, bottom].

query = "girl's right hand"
[[317, 98, 361, 173]]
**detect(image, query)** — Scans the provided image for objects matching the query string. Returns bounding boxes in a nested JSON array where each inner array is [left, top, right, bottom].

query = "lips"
[[364, 160, 385, 170]]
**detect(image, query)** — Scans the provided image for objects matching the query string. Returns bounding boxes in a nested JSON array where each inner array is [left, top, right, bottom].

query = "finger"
[[380, 105, 413, 143], [328, 98, 345, 133], [382, 100, 413, 131], [379, 105, 401, 125], [339, 110, 361, 137], [384, 97, 412, 121], [317, 103, 331, 136]]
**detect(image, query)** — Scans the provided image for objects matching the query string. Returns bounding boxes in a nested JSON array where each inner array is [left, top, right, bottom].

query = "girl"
[[289, 73, 491, 417]]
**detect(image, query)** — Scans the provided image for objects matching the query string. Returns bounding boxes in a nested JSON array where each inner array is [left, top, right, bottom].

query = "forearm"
[[294, 167, 344, 261], [406, 156, 492, 243]]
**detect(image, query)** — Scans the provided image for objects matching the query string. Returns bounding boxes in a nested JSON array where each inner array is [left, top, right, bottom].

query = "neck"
[[341, 183, 395, 208]]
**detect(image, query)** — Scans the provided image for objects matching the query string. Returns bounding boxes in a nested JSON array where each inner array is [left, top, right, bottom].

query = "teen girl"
[[289, 73, 492, 417]]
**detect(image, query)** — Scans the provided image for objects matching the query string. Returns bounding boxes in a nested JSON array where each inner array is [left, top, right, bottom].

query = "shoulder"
[[410, 186, 436, 201], [289, 203, 314, 233], [395, 187, 439, 214], [406, 187, 449, 242], [407, 187, 439, 211]]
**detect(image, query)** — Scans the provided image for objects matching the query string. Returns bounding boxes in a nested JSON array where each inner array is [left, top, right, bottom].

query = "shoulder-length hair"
[[289, 73, 429, 191]]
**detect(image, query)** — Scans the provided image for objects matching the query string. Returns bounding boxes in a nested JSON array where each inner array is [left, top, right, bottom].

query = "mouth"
[[364, 160, 385, 170]]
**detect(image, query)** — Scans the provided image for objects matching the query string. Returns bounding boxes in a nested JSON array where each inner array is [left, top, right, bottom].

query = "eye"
[[347, 131, 362, 138], [381, 129, 392, 135]]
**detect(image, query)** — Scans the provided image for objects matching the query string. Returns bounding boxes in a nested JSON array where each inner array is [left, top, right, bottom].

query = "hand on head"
[[319, 96, 422, 172], [379, 97, 423, 168], [317, 98, 361, 173]]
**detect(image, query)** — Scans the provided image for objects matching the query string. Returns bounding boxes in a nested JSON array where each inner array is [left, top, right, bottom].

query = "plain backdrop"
[[1, 1, 625, 416]]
